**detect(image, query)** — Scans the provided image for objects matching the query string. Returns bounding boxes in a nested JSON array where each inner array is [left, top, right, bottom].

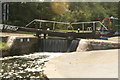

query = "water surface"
[[0, 52, 66, 78]]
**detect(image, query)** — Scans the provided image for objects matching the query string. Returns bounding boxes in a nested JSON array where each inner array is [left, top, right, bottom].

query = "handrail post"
[[53, 22, 56, 31], [93, 22, 96, 31], [39, 22, 42, 29], [82, 23, 84, 31]]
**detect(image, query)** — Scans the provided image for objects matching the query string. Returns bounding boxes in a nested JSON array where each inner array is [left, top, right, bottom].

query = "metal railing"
[[25, 19, 108, 32]]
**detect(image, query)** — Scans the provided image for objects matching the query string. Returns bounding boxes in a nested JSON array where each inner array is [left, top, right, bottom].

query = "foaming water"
[[0, 52, 68, 78]]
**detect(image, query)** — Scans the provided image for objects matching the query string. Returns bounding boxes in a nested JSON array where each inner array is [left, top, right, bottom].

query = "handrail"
[[71, 21, 100, 24], [25, 19, 108, 31]]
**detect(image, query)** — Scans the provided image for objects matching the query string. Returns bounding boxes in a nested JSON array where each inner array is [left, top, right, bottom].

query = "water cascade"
[[67, 40, 79, 52], [38, 39, 79, 52]]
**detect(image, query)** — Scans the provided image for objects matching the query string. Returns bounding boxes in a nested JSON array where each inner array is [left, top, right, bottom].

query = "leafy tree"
[[6, 2, 118, 29], [8, 2, 56, 26], [118, 1, 120, 19]]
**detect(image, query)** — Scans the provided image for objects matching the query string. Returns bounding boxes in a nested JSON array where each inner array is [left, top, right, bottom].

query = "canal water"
[[0, 52, 67, 78], [0, 38, 79, 78]]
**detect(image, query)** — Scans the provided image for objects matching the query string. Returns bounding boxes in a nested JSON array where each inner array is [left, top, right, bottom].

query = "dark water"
[[0, 52, 66, 78], [0, 53, 50, 78], [0, 39, 79, 78]]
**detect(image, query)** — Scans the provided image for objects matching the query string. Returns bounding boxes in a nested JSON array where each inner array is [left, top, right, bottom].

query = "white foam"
[[0, 52, 70, 60]]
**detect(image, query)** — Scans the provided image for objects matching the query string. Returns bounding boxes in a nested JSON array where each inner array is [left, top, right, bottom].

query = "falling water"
[[39, 39, 79, 52], [67, 40, 79, 52], [0, 52, 67, 78], [1, 39, 80, 78]]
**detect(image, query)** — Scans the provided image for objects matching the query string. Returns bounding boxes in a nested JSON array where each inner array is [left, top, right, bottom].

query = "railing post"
[[93, 22, 96, 31], [82, 23, 84, 31], [53, 22, 56, 31]]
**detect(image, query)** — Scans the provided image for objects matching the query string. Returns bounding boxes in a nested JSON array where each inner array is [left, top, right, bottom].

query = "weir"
[[38, 39, 79, 52]]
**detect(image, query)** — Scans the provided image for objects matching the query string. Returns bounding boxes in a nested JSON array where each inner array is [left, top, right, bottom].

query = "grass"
[[0, 41, 9, 50]]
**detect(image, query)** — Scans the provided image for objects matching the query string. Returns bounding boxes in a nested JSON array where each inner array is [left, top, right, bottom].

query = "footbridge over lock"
[[24, 19, 111, 39], [0, 19, 119, 54], [1, 19, 115, 39]]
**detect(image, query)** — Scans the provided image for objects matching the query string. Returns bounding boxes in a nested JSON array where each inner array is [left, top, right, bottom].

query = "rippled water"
[[0, 52, 66, 78]]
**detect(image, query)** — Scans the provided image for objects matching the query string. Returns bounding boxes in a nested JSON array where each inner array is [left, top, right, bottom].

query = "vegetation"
[[0, 41, 9, 50], [118, 1, 120, 19], [6, 2, 118, 30]]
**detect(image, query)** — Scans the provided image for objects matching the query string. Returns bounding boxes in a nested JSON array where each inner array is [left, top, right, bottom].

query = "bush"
[[0, 42, 9, 50]]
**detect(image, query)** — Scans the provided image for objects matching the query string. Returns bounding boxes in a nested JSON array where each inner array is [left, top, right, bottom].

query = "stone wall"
[[2, 36, 119, 56], [0, 36, 8, 42], [76, 39, 120, 52], [8, 37, 38, 56], [89, 41, 119, 50]]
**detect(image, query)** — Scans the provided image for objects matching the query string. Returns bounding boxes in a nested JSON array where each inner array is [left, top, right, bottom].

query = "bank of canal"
[[0, 33, 119, 79]]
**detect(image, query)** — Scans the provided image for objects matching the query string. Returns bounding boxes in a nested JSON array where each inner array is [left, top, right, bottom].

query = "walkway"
[[44, 49, 118, 78]]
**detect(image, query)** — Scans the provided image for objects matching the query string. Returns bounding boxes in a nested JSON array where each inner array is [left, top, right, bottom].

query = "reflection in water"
[[0, 52, 66, 78]]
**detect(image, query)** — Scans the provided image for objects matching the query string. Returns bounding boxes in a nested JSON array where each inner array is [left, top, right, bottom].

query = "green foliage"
[[0, 42, 9, 50], [7, 2, 118, 29], [118, 2, 120, 19], [8, 2, 56, 26]]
